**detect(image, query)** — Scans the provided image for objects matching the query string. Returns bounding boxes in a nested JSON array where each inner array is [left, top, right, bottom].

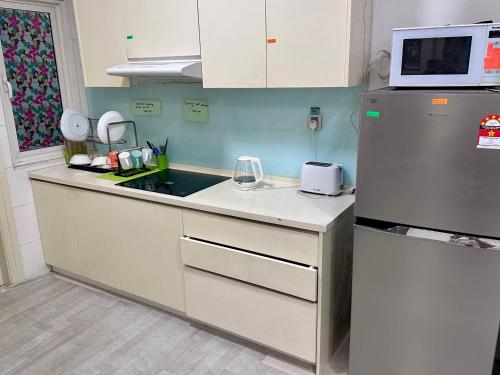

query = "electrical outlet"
[[308, 107, 321, 131]]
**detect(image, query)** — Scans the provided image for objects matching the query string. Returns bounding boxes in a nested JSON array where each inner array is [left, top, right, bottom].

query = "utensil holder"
[[157, 155, 168, 170]]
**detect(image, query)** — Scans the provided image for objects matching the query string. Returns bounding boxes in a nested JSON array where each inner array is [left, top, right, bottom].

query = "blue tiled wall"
[[87, 84, 361, 184]]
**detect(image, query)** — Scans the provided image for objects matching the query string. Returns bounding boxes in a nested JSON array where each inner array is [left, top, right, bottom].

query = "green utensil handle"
[[157, 155, 168, 170]]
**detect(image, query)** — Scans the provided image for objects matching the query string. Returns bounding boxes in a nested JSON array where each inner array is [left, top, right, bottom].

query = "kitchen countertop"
[[28, 164, 355, 233]]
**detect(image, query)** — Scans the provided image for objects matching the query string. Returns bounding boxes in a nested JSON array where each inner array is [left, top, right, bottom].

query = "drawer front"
[[181, 237, 317, 301], [183, 210, 319, 266], [184, 267, 317, 362]]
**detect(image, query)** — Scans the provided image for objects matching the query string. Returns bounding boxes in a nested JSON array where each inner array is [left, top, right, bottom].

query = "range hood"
[[107, 59, 202, 81]]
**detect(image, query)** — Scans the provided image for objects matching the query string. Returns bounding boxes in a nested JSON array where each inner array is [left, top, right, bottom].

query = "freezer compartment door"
[[350, 225, 500, 375], [356, 90, 500, 238]]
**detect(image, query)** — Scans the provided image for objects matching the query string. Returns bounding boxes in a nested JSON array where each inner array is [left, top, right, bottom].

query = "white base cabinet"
[[32, 180, 185, 312], [181, 208, 354, 373], [32, 182, 80, 275], [32, 179, 354, 374], [114, 197, 185, 311], [72, 188, 120, 289]]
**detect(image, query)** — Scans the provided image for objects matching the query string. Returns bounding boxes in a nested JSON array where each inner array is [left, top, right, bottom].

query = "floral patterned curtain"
[[0, 8, 64, 152]]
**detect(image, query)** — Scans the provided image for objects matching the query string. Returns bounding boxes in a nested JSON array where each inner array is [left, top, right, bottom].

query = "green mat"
[[96, 168, 159, 183]]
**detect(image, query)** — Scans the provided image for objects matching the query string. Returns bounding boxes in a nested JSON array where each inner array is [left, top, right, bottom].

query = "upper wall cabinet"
[[121, 0, 200, 59], [198, 0, 267, 88], [199, 0, 370, 88], [266, 0, 366, 87], [73, 0, 129, 87]]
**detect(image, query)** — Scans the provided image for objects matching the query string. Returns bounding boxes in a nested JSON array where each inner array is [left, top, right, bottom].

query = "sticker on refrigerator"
[[477, 114, 500, 149]]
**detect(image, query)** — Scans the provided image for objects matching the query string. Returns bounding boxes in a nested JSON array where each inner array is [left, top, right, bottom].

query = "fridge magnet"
[[477, 114, 500, 149]]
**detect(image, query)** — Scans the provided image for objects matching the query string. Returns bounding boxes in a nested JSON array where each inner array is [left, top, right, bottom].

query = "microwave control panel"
[[482, 26, 500, 84]]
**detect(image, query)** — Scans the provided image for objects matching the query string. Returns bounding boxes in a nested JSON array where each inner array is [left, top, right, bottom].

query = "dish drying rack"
[[74, 118, 149, 178], [86, 118, 138, 152]]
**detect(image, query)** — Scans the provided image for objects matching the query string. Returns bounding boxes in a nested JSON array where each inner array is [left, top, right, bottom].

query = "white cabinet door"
[[198, 0, 266, 88], [266, 0, 351, 87], [73, 0, 129, 87], [114, 198, 185, 312], [32, 181, 79, 274], [122, 0, 200, 59], [70, 189, 120, 289]]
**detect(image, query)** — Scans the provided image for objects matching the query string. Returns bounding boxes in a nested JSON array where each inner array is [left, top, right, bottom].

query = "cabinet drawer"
[[181, 237, 317, 301], [184, 267, 317, 362], [182, 210, 319, 266]]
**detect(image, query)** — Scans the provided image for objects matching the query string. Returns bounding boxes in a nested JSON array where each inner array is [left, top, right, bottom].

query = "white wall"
[[369, 0, 500, 88], [0, 135, 61, 281]]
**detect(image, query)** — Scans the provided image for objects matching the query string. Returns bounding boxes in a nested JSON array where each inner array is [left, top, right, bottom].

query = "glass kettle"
[[233, 156, 264, 190]]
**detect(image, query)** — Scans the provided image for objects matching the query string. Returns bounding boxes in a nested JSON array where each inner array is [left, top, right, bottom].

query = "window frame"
[[0, 0, 81, 167]]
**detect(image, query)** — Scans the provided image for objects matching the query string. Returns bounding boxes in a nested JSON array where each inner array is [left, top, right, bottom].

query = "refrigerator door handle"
[[356, 224, 500, 251]]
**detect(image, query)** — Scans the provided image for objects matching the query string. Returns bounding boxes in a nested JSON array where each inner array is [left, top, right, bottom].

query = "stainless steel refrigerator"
[[350, 89, 500, 375]]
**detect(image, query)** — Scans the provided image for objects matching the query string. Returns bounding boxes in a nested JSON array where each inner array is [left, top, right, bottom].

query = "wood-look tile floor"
[[0, 274, 326, 375]]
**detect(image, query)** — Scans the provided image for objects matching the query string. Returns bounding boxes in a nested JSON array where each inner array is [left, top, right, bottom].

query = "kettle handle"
[[250, 157, 264, 183]]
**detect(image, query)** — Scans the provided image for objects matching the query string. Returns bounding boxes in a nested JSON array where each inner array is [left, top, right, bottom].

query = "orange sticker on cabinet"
[[267, 38, 277, 44], [432, 98, 448, 105]]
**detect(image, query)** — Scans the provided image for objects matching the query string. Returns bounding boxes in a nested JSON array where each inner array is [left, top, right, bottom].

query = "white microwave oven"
[[389, 23, 500, 87]]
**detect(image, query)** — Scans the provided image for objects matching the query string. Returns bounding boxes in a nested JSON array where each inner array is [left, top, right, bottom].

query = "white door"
[[266, 0, 350, 87], [198, 0, 267, 88], [122, 0, 200, 59]]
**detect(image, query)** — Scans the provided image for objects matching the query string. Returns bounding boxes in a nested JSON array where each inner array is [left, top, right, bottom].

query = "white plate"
[[60, 109, 90, 142], [97, 111, 126, 144]]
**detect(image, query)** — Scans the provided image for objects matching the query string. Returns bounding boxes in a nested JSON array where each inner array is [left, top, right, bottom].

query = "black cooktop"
[[118, 169, 230, 197]]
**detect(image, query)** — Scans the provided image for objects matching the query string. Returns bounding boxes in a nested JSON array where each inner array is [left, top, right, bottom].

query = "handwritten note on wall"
[[183, 99, 208, 123], [132, 100, 162, 116]]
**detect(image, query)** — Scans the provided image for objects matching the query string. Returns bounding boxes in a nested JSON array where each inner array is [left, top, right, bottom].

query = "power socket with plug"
[[308, 107, 321, 131]]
